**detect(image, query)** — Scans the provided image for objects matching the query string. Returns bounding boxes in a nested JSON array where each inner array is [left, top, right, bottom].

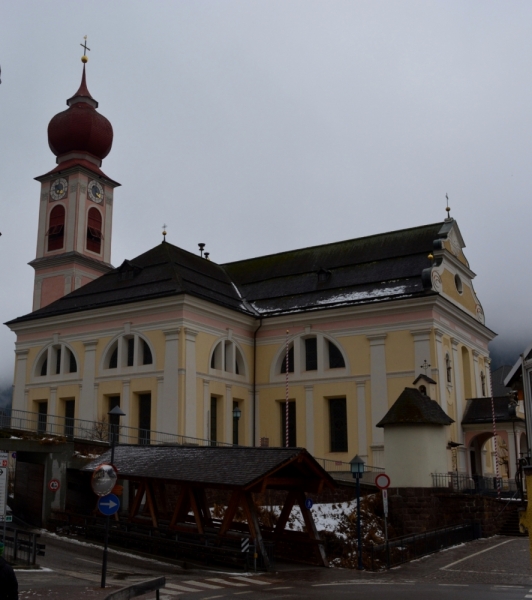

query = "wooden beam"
[[295, 491, 328, 567], [169, 486, 189, 529], [217, 491, 241, 540], [129, 482, 145, 520], [145, 482, 159, 529], [274, 490, 297, 537], [188, 487, 204, 534], [195, 488, 213, 528], [242, 492, 270, 570]]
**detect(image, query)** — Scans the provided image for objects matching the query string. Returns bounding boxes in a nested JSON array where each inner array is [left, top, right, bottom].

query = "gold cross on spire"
[[445, 193, 451, 218], [80, 36, 90, 63]]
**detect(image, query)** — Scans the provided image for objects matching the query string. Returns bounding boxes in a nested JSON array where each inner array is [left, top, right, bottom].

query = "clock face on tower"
[[50, 178, 68, 201], [88, 180, 104, 203]]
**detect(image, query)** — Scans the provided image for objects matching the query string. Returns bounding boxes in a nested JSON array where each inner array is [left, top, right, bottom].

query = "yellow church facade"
[[6, 62, 495, 475]]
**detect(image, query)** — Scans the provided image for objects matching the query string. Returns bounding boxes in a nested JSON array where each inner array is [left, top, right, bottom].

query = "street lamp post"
[[101, 405, 126, 589], [232, 405, 241, 446], [350, 454, 365, 570]]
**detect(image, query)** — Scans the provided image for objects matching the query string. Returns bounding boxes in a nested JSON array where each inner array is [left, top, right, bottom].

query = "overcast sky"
[[1, 1, 531, 387]]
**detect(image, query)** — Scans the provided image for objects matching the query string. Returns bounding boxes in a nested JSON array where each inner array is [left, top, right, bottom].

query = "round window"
[[454, 274, 463, 294]]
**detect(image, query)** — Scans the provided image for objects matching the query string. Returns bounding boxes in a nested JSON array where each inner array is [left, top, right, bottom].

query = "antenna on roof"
[[445, 193, 451, 219], [198, 243, 205, 258]]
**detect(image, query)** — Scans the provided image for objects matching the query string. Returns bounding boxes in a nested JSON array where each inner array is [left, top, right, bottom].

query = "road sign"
[[0, 515, 12, 523], [91, 464, 118, 497], [382, 489, 388, 516], [241, 537, 250, 553], [97, 494, 120, 516], [0, 451, 8, 523], [48, 479, 60, 492], [375, 473, 391, 490], [305, 498, 313, 510]]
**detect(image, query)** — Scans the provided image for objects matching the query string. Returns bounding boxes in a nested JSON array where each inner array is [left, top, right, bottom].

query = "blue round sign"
[[305, 498, 313, 510], [97, 493, 120, 516]]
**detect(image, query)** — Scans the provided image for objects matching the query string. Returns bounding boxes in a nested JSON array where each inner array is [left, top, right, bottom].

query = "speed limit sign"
[[48, 479, 60, 492]]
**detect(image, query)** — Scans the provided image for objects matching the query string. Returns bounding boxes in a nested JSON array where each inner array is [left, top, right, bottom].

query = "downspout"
[[521, 354, 532, 458], [253, 318, 263, 447]]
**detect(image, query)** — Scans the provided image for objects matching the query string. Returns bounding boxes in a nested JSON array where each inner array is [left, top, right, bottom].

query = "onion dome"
[[47, 64, 113, 166]]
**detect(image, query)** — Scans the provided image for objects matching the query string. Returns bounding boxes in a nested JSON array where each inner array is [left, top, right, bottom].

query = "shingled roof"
[[377, 387, 454, 427], [461, 397, 524, 425], [8, 220, 448, 324], [82, 445, 335, 490]]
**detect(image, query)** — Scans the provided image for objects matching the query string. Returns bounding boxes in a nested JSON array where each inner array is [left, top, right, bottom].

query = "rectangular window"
[[138, 394, 151, 445], [305, 338, 317, 371], [64, 400, 75, 439], [37, 401, 48, 434], [210, 396, 218, 445], [55, 348, 61, 375], [280, 401, 296, 447], [329, 397, 348, 453], [127, 338, 135, 367]]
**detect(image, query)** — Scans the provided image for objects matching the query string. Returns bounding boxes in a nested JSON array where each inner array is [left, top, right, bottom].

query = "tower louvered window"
[[87, 207, 103, 253], [47, 205, 65, 251]]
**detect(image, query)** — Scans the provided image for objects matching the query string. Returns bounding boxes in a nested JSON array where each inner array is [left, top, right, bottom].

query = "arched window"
[[280, 344, 294, 374], [104, 334, 154, 370], [35, 343, 78, 378], [87, 207, 103, 253], [47, 205, 65, 251], [210, 339, 246, 376], [276, 335, 347, 377]]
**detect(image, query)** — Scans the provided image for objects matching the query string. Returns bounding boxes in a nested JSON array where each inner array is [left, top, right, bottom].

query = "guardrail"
[[104, 577, 166, 600], [2, 527, 45, 566], [369, 521, 480, 570], [432, 473, 517, 495]]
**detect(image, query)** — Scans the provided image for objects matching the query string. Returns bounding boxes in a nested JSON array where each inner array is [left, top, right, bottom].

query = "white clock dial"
[[50, 178, 68, 201], [88, 180, 104, 203]]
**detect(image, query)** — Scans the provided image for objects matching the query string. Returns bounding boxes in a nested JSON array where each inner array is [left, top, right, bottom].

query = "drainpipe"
[[521, 354, 532, 460], [252, 319, 263, 447]]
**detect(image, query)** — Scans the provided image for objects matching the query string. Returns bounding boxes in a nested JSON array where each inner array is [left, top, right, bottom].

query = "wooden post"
[[242, 492, 270, 570], [274, 490, 297, 537], [295, 491, 328, 567]]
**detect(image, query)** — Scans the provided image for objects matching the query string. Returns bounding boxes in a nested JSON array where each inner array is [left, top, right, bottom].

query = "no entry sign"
[[375, 473, 391, 490]]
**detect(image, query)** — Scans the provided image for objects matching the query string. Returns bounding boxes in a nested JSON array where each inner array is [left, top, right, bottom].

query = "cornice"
[[28, 251, 113, 274]]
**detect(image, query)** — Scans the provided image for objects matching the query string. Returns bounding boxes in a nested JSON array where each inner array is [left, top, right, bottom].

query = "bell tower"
[[30, 46, 120, 311]]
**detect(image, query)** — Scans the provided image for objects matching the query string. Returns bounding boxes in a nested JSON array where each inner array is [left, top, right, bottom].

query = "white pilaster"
[[435, 330, 447, 412], [121, 380, 130, 433], [304, 385, 314, 455], [49, 387, 57, 432], [411, 330, 431, 378], [451, 339, 464, 445], [13, 350, 29, 411], [356, 380, 368, 460], [367, 334, 388, 446], [203, 379, 210, 440], [159, 329, 180, 434], [184, 328, 198, 439], [247, 389, 254, 447], [79, 341, 98, 422], [472, 351, 481, 397]]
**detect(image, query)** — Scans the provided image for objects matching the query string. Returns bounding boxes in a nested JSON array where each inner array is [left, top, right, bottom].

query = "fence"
[[1, 527, 45, 566], [432, 473, 517, 496], [369, 522, 480, 570]]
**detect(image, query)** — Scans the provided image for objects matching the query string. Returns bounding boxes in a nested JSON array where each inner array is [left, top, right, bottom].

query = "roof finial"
[[162, 223, 167, 241], [80, 35, 90, 64], [445, 193, 451, 219]]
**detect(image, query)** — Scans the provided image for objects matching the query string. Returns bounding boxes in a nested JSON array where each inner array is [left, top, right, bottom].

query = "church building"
[[6, 60, 496, 474]]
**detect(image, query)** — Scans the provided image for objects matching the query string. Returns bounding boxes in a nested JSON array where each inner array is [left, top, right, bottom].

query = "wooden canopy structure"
[[83, 446, 336, 568]]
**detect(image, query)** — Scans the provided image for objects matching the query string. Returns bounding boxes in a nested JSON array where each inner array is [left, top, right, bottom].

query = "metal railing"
[[432, 472, 517, 495], [1, 527, 45, 566], [369, 521, 480, 570], [1, 409, 233, 448]]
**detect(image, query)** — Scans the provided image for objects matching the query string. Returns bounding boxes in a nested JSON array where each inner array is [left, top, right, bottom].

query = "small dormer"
[[413, 373, 437, 400]]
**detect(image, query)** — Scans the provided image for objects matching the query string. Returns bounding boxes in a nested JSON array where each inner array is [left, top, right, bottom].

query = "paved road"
[[14, 533, 532, 599]]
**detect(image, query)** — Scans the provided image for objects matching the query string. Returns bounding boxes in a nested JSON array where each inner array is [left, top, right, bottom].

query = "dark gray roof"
[[8, 221, 448, 324], [377, 387, 454, 427], [413, 374, 437, 385], [82, 445, 334, 490], [462, 397, 524, 425]]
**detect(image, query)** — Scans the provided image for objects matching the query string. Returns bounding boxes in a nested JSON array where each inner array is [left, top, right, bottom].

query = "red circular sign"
[[375, 473, 391, 490], [48, 479, 60, 492]]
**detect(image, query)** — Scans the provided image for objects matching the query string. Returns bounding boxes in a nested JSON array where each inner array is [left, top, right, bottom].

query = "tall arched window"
[[47, 205, 65, 251], [87, 207, 103, 253]]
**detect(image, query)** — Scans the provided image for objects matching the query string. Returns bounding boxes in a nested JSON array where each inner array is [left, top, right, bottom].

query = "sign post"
[[0, 452, 8, 546], [375, 473, 391, 568]]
